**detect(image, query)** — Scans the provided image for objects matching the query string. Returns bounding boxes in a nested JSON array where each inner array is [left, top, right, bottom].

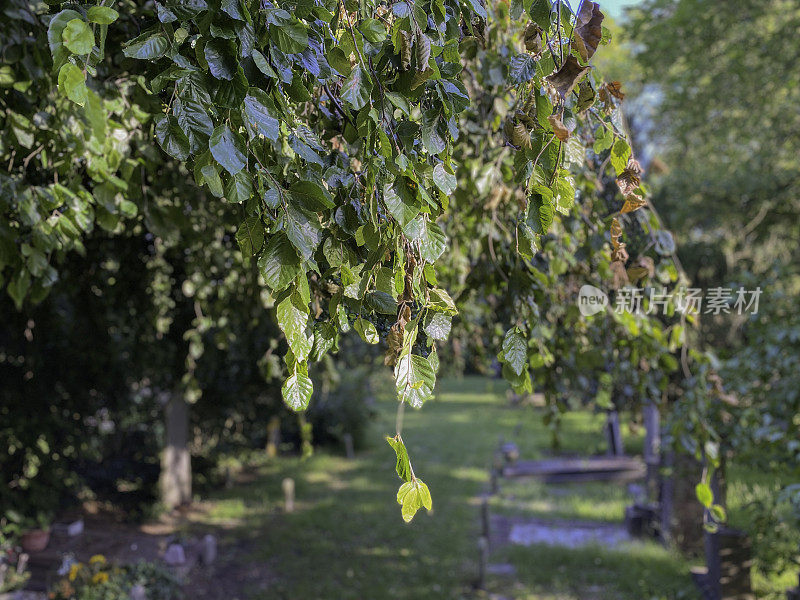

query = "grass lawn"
[[190, 376, 794, 599]]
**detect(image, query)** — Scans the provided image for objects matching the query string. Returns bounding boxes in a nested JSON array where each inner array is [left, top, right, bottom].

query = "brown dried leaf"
[[599, 81, 625, 110], [616, 158, 643, 194], [620, 194, 646, 214], [415, 32, 431, 71], [400, 31, 412, 70], [524, 22, 543, 53], [576, 80, 596, 112], [385, 325, 403, 367], [547, 114, 571, 141], [605, 81, 625, 100], [572, 1, 604, 61], [627, 256, 654, 283], [609, 217, 628, 262], [510, 120, 532, 148], [545, 55, 591, 98], [609, 260, 629, 289]]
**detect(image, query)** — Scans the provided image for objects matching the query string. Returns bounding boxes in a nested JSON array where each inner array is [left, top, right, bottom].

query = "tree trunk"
[[160, 395, 191, 509]]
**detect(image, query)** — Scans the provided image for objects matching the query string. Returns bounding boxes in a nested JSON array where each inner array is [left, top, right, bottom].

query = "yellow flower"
[[68, 563, 82, 582], [89, 554, 106, 565], [91, 572, 109, 585]]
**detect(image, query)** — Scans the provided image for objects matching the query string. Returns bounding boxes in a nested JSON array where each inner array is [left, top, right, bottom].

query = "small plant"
[[48, 555, 182, 600]]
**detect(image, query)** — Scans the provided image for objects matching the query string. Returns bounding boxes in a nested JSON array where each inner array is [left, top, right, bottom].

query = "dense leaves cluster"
[[1, 0, 703, 521]]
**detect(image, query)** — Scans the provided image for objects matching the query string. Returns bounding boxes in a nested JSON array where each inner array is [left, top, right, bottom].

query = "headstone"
[[67, 519, 84, 537], [477, 536, 489, 590], [130, 584, 147, 600], [201, 534, 217, 565], [605, 410, 624, 456], [501, 442, 519, 464], [481, 498, 490, 538], [787, 587, 800, 600], [490, 467, 499, 495], [160, 396, 191, 509], [16, 554, 28, 575], [701, 527, 754, 600], [282, 478, 295, 513], [343, 433, 355, 459], [643, 402, 661, 498], [266, 416, 281, 458], [163, 543, 186, 566], [661, 451, 705, 552]]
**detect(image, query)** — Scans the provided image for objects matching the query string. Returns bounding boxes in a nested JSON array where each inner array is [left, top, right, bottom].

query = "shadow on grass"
[[185, 376, 697, 599]]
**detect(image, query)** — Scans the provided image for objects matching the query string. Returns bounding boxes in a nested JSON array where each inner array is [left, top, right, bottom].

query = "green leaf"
[[354, 318, 379, 344], [204, 38, 237, 80], [48, 10, 82, 69], [502, 329, 527, 376], [209, 125, 247, 175], [199, 164, 224, 197], [282, 370, 313, 411], [610, 138, 631, 176], [123, 33, 169, 60], [384, 183, 420, 228], [423, 312, 451, 340], [385, 91, 410, 115], [396, 478, 432, 522], [710, 504, 727, 522], [221, 0, 244, 20], [283, 205, 322, 261], [154, 115, 190, 161], [427, 288, 458, 315], [271, 21, 308, 54], [311, 322, 337, 362], [432, 163, 457, 195], [527, 191, 555, 235], [463, 0, 488, 19], [224, 171, 253, 203], [236, 215, 265, 257], [252, 49, 278, 78], [508, 54, 537, 84], [695, 482, 714, 508], [57, 63, 87, 106], [419, 221, 447, 263], [87, 6, 119, 24], [290, 181, 335, 211], [243, 90, 280, 140], [340, 64, 372, 111], [62, 19, 94, 55], [386, 436, 412, 481], [553, 172, 575, 214], [173, 97, 213, 152], [7, 269, 31, 310], [529, 0, 551, 29], [277, 291, 313, 362], [360, 18, 387, 43], [258, 233, 300, 292], [395, 353, 435, 408]]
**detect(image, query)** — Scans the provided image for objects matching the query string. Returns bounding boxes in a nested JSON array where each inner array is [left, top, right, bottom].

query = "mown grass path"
[[191, 377, 711, 599]]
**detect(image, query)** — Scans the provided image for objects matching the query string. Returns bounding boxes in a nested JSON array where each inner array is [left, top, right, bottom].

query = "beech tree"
[[2, 0, 713, 523]]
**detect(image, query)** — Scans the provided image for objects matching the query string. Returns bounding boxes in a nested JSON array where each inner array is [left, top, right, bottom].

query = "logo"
[[578, 284, 609, 316]]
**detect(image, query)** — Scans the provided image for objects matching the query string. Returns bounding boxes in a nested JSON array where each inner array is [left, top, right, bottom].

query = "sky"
[[599, 0, 642, 19], [564, 0, 643, 20]]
